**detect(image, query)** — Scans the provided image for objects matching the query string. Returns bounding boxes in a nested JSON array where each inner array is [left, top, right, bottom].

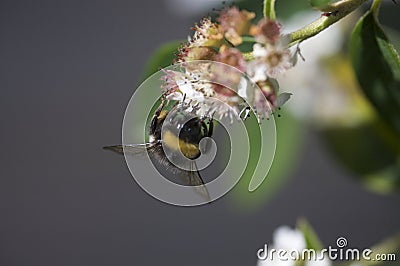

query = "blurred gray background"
[[0, 1, 399, 265]]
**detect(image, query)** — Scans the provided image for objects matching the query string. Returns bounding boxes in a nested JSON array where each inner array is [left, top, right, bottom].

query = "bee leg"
[[200, 117, 214, 155], [200, 120, 208, 137], [154, 96, 165, 117], [200, 116, 214, 138], [150, 97, 166, 134], [207, 117, 214, 137]]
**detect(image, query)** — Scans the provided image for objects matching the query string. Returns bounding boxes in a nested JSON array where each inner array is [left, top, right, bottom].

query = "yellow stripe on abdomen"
[[163, 130, 200, 159]]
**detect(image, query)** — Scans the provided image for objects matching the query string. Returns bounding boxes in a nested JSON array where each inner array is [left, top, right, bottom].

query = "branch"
[[285, 0, 369, 47], [263, 0, 276, 20]]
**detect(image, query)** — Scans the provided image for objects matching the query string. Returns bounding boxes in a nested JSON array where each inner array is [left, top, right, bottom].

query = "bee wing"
[[185, 162, 211, 202], [103, 142, 159, 156], [104, 142, 211, 202]]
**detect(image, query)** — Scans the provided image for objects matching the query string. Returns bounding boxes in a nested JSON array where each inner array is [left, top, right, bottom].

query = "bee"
[[104, 98, 214, 201]]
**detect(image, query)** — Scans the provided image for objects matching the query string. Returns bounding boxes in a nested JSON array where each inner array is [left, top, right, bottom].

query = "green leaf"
[[320, 118, 400, 194], [264, 0, 276, 20], [384, 27, 400, 53], [318, 53, 400, 194], [350, 10, 400, 133], [297, 218, 324, 251], [141, 40, 183, 81]]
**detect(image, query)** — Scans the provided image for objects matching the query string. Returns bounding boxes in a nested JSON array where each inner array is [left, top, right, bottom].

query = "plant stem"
[[263, 0, 276, 20], [285, 0, 368, 47]]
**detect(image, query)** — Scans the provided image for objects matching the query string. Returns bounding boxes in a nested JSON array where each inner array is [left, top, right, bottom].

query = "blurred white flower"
[[273, 226, 306, 252], [253, 43, 269, 57], [247, 43, 292, 81], [257, 226, 306, 266], [257, 226, 333, 266], [279, 11, 365, 126]]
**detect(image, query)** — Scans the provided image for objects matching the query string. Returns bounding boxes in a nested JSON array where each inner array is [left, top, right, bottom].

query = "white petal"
[[176, 80, 194, 95], [253, 43, 268, 58], [166, 92, 183, 101], [257, 244, 296, 266], [248, 61, 268, 83], [237, 77, 248, 99]]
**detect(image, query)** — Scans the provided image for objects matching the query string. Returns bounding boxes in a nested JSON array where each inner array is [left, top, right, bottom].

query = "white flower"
[[206, 98, 240, 122], [163, 69, 212, 105], [247, 43, 292, 82], [237, 76, 251, 100], [176, 79, 205, 102], [257, 226, 306, 266], [162, 65, 248, 121], [248, 60, 269, 83], [256, 224, 333, 266], [273, 226, 306, 252], [253, 43, 269, 57]]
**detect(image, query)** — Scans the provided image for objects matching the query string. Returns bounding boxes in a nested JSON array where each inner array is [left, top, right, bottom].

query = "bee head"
[[167, 109, 204, 145]]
